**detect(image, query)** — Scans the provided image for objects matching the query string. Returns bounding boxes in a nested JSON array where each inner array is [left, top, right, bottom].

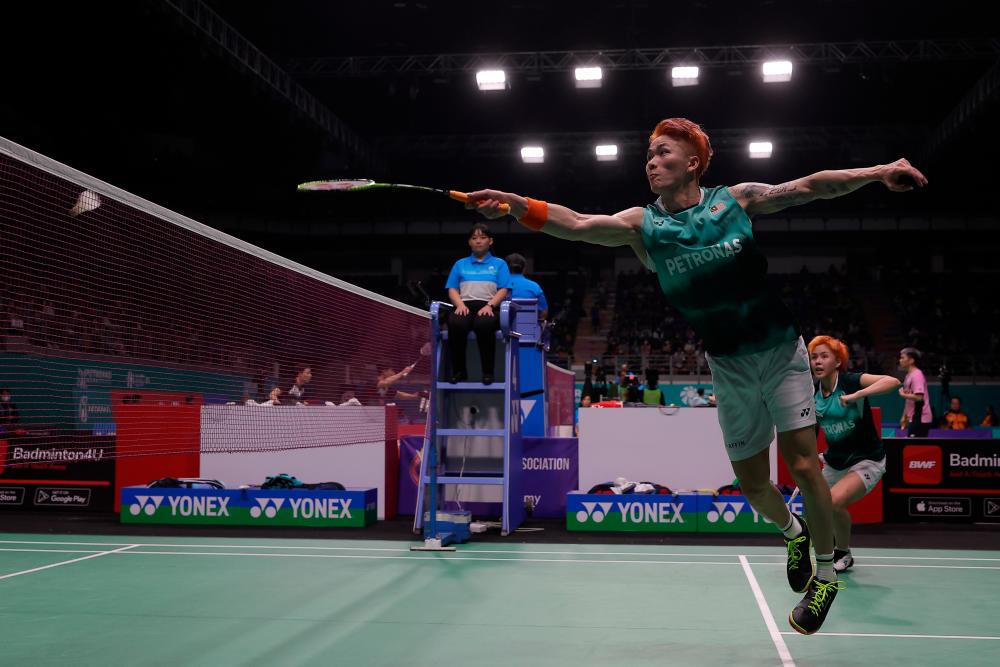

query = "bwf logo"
[[706, 501, 745, 524], [903, 445, 942, 485], [249, 497, 285, 519], [576, 501, 613, 523], [129, 495, 165, 516]]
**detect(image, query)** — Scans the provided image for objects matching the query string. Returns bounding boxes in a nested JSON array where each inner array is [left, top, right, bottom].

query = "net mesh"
[[0, 138, 431, 474]]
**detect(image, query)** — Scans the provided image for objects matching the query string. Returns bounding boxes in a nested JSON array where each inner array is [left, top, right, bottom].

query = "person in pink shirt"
[[898, 347, 933, 437]]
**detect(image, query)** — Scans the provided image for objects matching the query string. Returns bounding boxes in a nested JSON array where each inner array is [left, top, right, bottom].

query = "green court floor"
[[1, 534, 998, 666]]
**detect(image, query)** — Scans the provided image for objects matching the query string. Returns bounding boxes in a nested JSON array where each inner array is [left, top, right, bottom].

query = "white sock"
[[779, 512, 802, 539], [816, 553, 836, 581]]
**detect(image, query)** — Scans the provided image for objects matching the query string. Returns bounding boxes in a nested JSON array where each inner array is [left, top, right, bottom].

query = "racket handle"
[[449, 191, 511, 215]]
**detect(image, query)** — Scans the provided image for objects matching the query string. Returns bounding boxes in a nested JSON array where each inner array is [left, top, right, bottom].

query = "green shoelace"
[[786, 534, 808, 570], [807, 580, 847, 615]]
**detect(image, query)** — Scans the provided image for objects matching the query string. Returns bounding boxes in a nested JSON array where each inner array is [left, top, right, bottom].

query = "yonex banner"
[[696, 493, 804, 533], [566, 492, 698, 532], [567, 492, 804, 533], [121, 487, 377, 527]]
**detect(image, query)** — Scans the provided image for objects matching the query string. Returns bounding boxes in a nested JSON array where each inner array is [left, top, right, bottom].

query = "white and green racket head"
[[296, 179, 378, 192], [296, 178, 509, 213]]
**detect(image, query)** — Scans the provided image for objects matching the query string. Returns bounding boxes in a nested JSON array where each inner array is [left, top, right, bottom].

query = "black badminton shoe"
[[789, 578, 845, 635], [784, 513, 814, 593]]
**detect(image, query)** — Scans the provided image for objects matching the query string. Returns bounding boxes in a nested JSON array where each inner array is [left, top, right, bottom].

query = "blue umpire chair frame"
[[412, 299, 526, 546]]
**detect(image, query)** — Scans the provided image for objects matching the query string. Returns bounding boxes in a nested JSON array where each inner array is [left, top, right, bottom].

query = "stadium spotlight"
[[574, 66, 603, 88], [748, 141, 773, 159], [762, 60, 793, 83], [476, 69, 507, 91], [520, 146, 545, 164], [595, 144, 619, 162], [671, 66, 699, 87]]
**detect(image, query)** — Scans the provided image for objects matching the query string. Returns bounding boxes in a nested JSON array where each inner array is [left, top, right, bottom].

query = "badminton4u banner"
[[121, 487, 377, 527]]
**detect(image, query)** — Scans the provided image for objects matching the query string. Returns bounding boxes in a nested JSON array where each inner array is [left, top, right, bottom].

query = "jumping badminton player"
[[467, 117, 927, 634], [809, 335, 901, 574]]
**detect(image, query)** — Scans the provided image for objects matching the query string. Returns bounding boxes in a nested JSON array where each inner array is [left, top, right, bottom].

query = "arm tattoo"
[[740, 184, 765, 199], [763, 183, 810, 205]]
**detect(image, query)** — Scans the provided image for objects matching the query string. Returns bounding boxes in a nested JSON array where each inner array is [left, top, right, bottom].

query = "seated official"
[[445, 223, 512, 385], [505, 253, 548, 320]]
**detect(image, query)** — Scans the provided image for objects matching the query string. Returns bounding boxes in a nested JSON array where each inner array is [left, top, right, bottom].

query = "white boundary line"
[[739, 555, 796, 667], [114, 551, 738, 565], [779, 631, 1000, 641], [2, 544, 997, 646], [0, 545, 138, 581], [2, 540, 999, 561], [5, 547, 996, 570], [0, 548, 106, 554]]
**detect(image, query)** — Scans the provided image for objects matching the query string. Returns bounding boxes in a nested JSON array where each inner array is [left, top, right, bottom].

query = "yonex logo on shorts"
[[706, 501, 744, 523], [129, 495, 165, 516], [800, 407, 811, 417], [575, 501, 613, 523], [249, 497, 285, 519]]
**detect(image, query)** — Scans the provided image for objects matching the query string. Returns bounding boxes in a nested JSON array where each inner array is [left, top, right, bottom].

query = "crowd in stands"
[[604, 265, 879, 377], [605, 269, 708, 375], [4, 227, 998, 401], [881, 259, 1000, 376], [779, 266, 878, 371]]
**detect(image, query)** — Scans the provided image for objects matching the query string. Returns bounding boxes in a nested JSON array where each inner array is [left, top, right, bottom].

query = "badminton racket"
[[297, 178, 510, 214], [786, 486, 800, 510], [409, 341, 433, 369]]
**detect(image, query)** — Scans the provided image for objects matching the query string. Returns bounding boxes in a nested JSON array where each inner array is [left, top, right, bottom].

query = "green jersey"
[[814, 372, 883, 470], [640, 186, 798, 356]]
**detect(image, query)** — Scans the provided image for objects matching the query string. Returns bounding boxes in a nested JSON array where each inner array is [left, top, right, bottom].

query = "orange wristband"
[[519, 198, 548, 231]]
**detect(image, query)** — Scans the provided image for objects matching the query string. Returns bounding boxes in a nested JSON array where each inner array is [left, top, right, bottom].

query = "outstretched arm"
[[466, 189, 654, 270], [730, 158, 928, 217], [378, 364, 416, 390], [466, 189, 644, 246], [841, 373, 902, 405]]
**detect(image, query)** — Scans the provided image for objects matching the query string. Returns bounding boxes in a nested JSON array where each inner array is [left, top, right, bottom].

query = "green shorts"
[[706, 337, 816, 462]]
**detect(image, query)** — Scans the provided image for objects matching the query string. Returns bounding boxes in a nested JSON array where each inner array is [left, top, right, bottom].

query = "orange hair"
[[649, 118, 713, 179], [808, 335, 849, 371]]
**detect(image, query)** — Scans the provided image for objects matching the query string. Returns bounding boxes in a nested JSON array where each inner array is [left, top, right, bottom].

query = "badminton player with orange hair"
[[467, 117, 927, 634], [808, 335, 900, 574]]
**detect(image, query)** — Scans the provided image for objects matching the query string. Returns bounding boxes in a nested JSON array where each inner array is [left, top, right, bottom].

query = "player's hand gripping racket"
[[297, 179, 510, 214]]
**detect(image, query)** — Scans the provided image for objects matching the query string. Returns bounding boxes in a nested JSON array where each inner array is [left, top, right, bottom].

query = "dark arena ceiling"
[[2, 0, 998, 225]]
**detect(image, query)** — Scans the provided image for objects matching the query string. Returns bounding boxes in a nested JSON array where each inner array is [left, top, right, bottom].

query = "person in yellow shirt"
[[941, 396, 970, 430]]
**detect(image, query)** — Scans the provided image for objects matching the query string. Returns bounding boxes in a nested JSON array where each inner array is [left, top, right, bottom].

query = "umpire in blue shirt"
[[504, 253, 548, 321], [445, 223, 512, 384]]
